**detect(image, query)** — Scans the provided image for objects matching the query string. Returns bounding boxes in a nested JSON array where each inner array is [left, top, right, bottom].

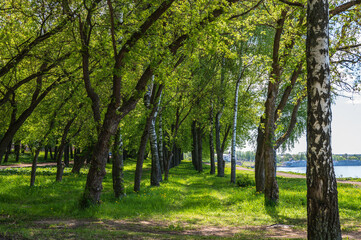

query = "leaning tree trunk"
[[3, 141, 12, 163], [215, 112, 224, 177], [82, 102, 121, 205], [112, 127, 125, 198], [306, 0, 341, 238], [56, 117, 75, 182], [231, 78, 241, 183], [30, 148, 41, 187], [255, 123, 265, 192]]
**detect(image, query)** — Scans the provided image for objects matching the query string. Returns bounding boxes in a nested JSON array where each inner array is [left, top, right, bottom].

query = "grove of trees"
[[1, 0, 360, 239]]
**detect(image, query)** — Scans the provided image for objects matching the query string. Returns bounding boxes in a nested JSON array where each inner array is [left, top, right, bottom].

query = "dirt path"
[[3, 162, 360, 186], [234, 165, 361, 187], [206, 162, 361, 187], [0, 162, 74, 169], [28, 218, 360, 239], [227, 164, 361, 187]]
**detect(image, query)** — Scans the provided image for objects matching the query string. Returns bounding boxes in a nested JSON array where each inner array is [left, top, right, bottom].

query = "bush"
[[237, 175, 255, 187]]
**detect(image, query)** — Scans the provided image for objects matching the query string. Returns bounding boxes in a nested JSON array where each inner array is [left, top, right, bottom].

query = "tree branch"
[[278, 0, 304, 8], [274, 94, 306, 150], [329, 0, 361, 18], [0, 16, 73, 79], [274, 62, 303, 122], [115, 0, 176, 66], [337, 43, 361, 51]]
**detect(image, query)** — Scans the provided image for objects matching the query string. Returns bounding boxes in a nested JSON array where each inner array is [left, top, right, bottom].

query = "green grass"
[[0, 152, 55, 165], [0, 158, 360, 239]]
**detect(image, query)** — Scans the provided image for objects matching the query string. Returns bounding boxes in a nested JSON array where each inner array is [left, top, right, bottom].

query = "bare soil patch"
[[0, 162, 73, 169], [31, 218, 360, 239]]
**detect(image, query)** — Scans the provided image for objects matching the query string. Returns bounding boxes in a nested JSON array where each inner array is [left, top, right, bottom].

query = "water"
[[277, 166, 361, 178]]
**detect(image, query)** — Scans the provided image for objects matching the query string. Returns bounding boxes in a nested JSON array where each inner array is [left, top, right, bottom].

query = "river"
[[277, 166, 361, 178]]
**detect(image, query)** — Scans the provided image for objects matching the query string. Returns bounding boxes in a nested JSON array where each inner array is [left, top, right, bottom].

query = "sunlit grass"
[[0, 158, 360, 239]]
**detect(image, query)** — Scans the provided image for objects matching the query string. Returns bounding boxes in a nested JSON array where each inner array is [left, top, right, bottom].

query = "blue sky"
[[290, 95, 361, 154]]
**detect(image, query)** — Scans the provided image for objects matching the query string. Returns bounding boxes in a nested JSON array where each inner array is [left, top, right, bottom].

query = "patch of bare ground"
[[30, 219, 361, 239], [234, 165, 361, 187], [0, 162, 74, 169]]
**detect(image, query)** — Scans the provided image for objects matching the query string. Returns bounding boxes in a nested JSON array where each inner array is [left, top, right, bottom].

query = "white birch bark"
[[306, 0, 341, 238]]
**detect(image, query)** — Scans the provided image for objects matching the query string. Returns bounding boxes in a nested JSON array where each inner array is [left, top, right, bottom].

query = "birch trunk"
[[306, 0, 341, 238], [150, 106, 162, 186], [231, 79, 241, 183], [158, 101, 164, 174], [133, 85, 152, 192]]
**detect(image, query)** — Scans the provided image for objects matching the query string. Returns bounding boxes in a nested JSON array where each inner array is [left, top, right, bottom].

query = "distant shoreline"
[[282, 160, 361, 167]]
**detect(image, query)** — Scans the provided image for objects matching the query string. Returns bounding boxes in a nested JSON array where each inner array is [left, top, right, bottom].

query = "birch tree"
[[306, 0, 341, 238]]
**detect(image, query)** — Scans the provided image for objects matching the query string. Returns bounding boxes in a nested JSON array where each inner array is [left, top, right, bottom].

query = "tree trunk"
[[14, 140, 20, 162], [49, 147, 53, 160], [306, 0, 341, 238], [30, 148, 41, 187], [0, 78, 58, 161], [64, 144, 70, 167], [191, 120, 199, 171], [215, 112, 224, 177], [164, 148, 173, 181], [231, 79, 241, 183], [255, 124, 265, 192], [150, 115, 161, 186], [133, 82, 163, 192], [82, 102, 120, 205], [44, 146, 48, 162], [197, 126, 203, 172], [56, 117, 75, 182], [158, 108, 164, 174], [54, 145, 58, 161], [261, 10, 289, 204], [112, 127, 125, 198], [209, 107, 215, 175], [134, 91, 152, 192], [3, 141, 12, 163], [70, 144, 74, 159], [134, 123, 149, 192], [263, 80, 279, 205], [72, 149, 86, 174]]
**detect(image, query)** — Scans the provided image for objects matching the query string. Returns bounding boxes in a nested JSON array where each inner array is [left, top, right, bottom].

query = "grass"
[[0, 152, 55, 165], [0, 156, 360, 239]]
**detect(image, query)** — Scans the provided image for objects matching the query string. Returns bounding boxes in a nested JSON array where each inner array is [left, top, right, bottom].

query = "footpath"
[[1, 161, 360, 187], [235, 165, 361, 187]]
